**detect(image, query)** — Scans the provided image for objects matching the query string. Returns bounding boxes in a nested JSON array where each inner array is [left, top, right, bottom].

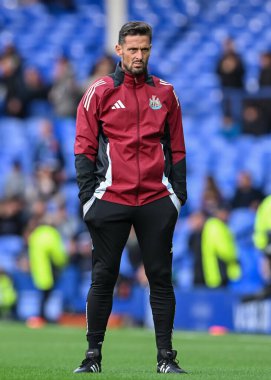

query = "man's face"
[[115, 35, 151, 75]]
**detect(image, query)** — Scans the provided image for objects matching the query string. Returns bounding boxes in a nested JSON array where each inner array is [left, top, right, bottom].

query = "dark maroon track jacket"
[[74, 63, 187, 208]]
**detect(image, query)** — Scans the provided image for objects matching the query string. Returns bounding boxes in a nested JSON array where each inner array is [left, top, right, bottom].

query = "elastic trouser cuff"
[[87, 331, 105, 350]]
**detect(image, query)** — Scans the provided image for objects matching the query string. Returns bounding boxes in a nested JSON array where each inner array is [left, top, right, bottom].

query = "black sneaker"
[[73, 349, 101, 373], [157, 349, 187, 374]]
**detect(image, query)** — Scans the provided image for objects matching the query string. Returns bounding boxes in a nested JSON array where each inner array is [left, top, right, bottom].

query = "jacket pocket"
[[83, 196, 97, 220], [169, 193, 181, 215]]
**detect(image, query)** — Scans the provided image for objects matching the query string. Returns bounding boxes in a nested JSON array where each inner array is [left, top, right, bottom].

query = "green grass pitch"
[[0, 322, 270, 379]]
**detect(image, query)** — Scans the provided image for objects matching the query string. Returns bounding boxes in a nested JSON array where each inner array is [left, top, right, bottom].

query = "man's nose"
[[136, 49, 143, 59]]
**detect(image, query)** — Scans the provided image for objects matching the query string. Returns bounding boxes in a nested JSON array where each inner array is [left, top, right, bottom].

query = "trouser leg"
[[133, 196, 179, 350], [40, 289, 52, 320], [84, 199, 132, 348]]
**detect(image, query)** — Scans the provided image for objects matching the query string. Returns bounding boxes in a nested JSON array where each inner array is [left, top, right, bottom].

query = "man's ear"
[[115, 44, 123, 57]]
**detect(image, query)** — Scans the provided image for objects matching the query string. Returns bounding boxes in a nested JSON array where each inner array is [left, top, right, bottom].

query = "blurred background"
[[0, 0, 271, 333]]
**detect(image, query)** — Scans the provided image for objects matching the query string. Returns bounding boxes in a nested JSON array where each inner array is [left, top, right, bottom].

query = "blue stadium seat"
[[229, 208, 255, 242]]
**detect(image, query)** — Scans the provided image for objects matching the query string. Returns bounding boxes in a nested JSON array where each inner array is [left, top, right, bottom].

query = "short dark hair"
[[118, 21, 152, 45]]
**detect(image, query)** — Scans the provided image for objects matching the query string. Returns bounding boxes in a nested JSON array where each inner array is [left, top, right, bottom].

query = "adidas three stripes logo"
[[111, 100, 126, 109]]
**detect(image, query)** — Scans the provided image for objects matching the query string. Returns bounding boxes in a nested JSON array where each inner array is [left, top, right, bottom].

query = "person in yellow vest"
[[253, 194, 271, 296], [27, 223, 67, 326], [201, 205, 241, 287], [0, 269, 17, 318], [189, 205, 241, 288]]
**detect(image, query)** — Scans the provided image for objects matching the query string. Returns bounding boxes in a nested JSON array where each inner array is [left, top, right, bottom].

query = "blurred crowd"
[[0, 8, 271, 324], [216, 37, 271, 138], [0, 36, 118, 321], [0, 41, 117, 119]]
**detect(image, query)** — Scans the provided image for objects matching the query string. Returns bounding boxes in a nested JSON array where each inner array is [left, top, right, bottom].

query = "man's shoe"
[[73, 349, 101, 373], [157, 349, 187, 374]]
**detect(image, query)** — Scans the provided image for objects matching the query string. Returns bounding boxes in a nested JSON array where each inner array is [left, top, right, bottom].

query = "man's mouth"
[[133, 61, 143, 66]]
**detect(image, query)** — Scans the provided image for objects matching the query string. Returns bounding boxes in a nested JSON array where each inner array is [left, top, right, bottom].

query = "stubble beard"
[[123, 61, 147, 75]]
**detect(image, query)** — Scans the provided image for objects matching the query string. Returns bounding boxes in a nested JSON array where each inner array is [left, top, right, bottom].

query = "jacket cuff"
[[80, 192, 94, 206]]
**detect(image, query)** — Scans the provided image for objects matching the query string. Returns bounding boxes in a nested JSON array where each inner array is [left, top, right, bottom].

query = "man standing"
[[73, 21, 187, 374]]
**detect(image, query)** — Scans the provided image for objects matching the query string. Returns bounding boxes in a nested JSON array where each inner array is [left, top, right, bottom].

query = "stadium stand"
[[0, 0, 271, 326]]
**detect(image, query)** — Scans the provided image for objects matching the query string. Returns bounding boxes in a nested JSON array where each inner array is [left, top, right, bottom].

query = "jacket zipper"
[[134, 78, 140, 205]]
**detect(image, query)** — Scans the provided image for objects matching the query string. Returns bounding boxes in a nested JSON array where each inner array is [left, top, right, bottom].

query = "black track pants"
[[84, 195, 179, 350]]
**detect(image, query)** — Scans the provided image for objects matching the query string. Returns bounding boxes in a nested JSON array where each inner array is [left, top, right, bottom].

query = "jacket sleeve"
[[167, 88, 187, 205], [74, 89, 100, 205]]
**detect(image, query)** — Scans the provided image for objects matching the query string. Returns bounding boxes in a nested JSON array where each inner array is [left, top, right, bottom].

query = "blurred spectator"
[[116, 228, 146, 298], [201, 175, 224, 216], [259, 52, 271, 88], [216, 38, 245, 88], [25, 217, 67, 324], [216, 37, 245, 121], [26, 197, 47, 227], [33, 119, 65, 174], [242, 102, 269, 136], [49, 56, 80, 117], [0, 269, 17, 319], [219, 115, 240, 140], [68, 231, 92, 274], [123, 227, 149, 287], [135, 263, 148, 287], [230, 171, 264, 210], [0, 43, 25, 118], [22, 66, 51, 115], [29, 165, 60, 202], [25, 119, 66, 204], [4, 160, 27, 199], [0, 196, 27, 236], [40, 0, 76, 12], [81, 54, 116, 93], [253, 194, 271, 297], [46, 198, 80, 244], [187, 211, 206, 286], [0, 45, 50, 117], [188, 205, 241, 288]]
